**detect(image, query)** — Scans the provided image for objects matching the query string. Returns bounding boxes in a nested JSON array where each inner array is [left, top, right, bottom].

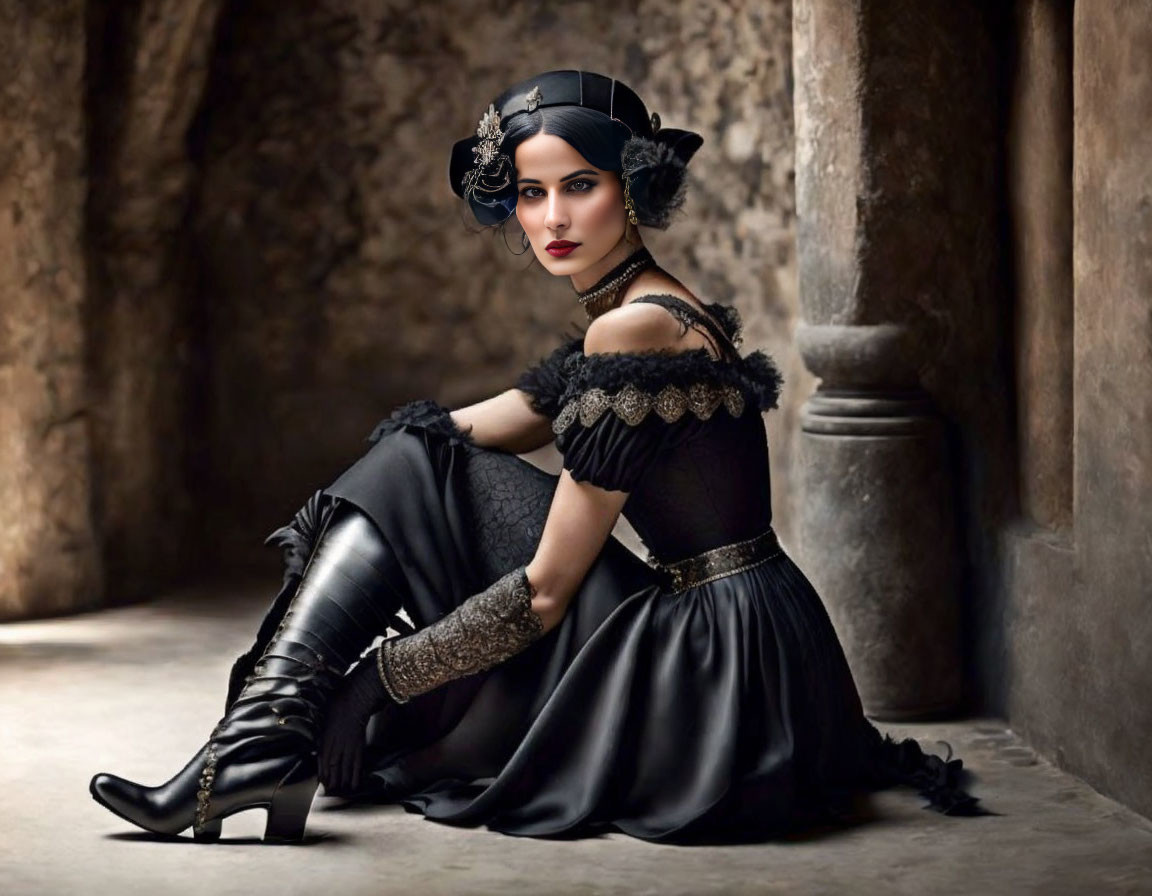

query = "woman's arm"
[[519, 305, 688, 629], [523, 470, 630, 632], [450, 388, 557, 453], [318, 467, 627, 791], [318, 311, 674, 790]]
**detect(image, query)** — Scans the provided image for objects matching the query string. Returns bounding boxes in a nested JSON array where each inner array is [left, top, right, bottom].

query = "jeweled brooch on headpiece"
[[472, 104, 504, 167], [462, 102, 513, 209]]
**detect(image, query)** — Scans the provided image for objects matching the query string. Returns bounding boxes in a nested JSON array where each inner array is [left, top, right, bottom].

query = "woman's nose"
[[544, 192, 569, 231]]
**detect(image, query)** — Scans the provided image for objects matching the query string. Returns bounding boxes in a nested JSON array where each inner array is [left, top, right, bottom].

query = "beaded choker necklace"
[[574, 247, 656, 321]]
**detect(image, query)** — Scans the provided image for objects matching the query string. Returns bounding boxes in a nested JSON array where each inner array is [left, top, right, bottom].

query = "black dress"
[[231, 295, 978, 843]]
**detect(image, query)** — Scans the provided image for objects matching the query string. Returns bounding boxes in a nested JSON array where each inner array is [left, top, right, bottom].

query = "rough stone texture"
[[0, 1, 225, 621], [0, 1, 802, 605], [1001, 0, 1152, 822], [5, 583, 1152, 895], [794, 0, 1014, 481], [791, 0, 1004, 719], [800, 404, 962, 718], [84, 0, 224, 605], [190, 0, 802, 567], [0, 3, 102, 619], [791, 0, 861, 323], [790, 0, 1152, 826], [1006, 0, 1073, 532]]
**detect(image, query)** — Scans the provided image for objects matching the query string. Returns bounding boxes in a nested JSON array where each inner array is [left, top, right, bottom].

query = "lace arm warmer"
[[376, 566, 544, 703]]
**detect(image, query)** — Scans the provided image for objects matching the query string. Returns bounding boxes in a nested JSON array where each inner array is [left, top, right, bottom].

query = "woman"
[[89, 69, 979, 845]]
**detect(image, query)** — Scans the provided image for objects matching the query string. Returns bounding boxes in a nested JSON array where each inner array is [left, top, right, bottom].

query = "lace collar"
[[574, 247, 656, 320]]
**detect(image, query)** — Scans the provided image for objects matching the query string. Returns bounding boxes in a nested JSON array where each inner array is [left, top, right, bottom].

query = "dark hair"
[[501, 106, 631, 172], [473, 105, 696, 232]]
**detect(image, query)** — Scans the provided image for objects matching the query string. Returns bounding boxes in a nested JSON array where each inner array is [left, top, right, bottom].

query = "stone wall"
[[1, 0, 228, 621], [1001, 0, 1152, 821], [791, 0, 1014, 718], [85, 0, 222, 603], [0, 0, 798, 615], [191, 0, 802, 567], [0, 2, 101, 619], [1007, 0, 1073, 534], [789, 0, 1152, 819]]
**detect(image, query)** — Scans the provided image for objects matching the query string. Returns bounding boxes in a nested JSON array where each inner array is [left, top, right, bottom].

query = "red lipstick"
[[546, 240, 580, 257]]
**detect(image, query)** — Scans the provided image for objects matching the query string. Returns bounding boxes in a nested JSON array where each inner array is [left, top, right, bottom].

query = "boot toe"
[[89, 772, 186, 836], [90, 772, 135, 810]]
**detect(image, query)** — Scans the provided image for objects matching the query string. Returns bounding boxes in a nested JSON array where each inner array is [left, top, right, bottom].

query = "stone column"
[[791, 0, 969, 718], [796, 326, 961, 719]]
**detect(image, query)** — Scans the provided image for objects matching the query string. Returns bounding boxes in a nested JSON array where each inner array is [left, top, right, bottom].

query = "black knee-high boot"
[[89, 504, 406, 843]]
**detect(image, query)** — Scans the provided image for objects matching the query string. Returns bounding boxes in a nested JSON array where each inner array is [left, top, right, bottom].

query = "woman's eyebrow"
[[516, 169, 601, 185]]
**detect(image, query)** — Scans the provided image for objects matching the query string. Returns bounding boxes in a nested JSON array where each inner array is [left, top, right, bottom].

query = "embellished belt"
[[647, 527, 783, 593]]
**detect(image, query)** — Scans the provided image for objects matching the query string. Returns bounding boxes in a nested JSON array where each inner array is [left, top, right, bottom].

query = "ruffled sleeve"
[[366, 398, 475, 447], [514, 334, 585, 418], [552, 346, 784, 493]]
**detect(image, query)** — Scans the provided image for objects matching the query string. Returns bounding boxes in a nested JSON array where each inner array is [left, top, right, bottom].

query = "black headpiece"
[[449, 70, 704, 227]]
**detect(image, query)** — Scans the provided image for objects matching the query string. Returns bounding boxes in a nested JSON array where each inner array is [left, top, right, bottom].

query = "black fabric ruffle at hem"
[[868, 733, 988, 817]]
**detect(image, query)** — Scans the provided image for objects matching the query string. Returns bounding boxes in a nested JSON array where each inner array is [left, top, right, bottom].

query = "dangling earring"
[[623, 174, 640, 226], [520, 231, 531, 252]]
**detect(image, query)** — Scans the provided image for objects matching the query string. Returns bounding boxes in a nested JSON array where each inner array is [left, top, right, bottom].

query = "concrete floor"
[[2, 581, 1152, 896]]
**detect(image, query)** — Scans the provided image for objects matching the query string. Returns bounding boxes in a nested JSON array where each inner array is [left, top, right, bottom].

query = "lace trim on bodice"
[[520, 298, 784, 435], [552, 380, 746, 435], [552, 341, 783, 434]]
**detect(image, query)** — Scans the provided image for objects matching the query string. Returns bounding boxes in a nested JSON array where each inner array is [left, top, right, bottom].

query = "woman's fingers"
[[318, 652, 389, 794], [319, 715, 364, 793], [319, 722, 347, 791], [340, 740, 362, 793]]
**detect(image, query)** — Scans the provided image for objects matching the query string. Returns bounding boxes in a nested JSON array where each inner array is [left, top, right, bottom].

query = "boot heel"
[[264, 761, 318, 843], [193, 818, 222, 843]]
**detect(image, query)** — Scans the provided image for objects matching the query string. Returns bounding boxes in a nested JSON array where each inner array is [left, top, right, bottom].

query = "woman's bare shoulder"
[[584, 302, 684, 354]]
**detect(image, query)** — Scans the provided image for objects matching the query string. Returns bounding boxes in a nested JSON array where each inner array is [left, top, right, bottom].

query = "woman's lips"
[[546, 241, 580, 257]]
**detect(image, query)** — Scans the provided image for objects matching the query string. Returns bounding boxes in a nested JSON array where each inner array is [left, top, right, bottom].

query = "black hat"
[[449, 70, 702, 226]]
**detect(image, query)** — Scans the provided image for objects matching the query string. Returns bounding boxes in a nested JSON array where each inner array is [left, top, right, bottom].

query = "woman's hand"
[[318, 650, 393, 795]]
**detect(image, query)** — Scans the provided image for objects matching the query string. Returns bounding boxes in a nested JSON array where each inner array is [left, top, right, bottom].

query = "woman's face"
[[513, 133, 628, 282]]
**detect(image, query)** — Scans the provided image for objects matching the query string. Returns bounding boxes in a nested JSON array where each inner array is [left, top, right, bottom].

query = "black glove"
[[320, 567, 542, 794], [318, 649, 393, 795]]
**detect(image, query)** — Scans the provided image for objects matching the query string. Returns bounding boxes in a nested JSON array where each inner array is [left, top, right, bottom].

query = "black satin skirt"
[[319, 416, 965, 842]]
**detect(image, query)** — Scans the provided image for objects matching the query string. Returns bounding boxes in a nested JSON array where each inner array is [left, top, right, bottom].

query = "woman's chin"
[[537, 253, 592, 278]]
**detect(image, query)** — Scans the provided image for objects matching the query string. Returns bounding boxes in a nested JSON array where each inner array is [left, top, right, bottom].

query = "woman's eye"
[[518, 181, 595, 199]]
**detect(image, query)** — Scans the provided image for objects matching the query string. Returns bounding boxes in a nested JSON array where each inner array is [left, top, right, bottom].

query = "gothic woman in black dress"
[[90, 69, 979, 845]]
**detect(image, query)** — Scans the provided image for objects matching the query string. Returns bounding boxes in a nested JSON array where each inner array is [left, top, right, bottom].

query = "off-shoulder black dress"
[[232, 295, 977, 843]]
